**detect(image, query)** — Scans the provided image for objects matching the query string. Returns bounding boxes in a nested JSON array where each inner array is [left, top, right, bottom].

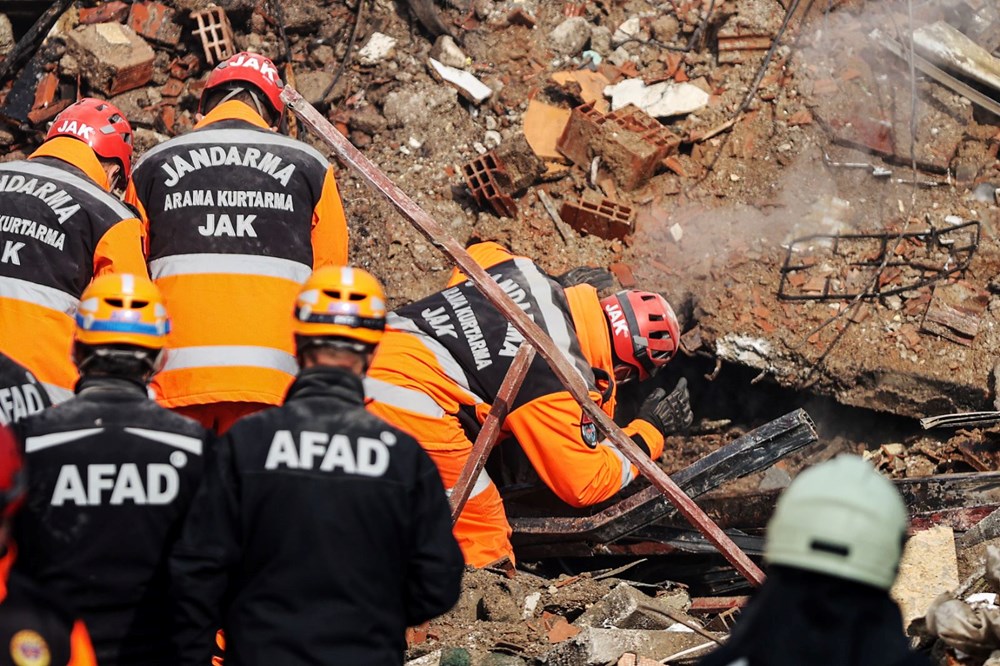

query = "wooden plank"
[[284, 85, 766, 585], [450, 344, 534, 523]]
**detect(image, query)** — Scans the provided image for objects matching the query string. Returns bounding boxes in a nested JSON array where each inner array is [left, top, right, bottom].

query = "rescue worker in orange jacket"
[[0, 99, 147, 403], [365, 241, 692, 566], [12, 274, 210, 666], [0, 423, 98, 666], [127, 51, 350, 433]]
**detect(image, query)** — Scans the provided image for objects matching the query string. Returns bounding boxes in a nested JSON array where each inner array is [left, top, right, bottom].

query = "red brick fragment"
[[559, 190, 635, 240], [169, 54, 201, 81], [610, 262, 636, 288], [79, 2, 129, 25], [462, 152, 518, 218], [161, 78, 184, 98], [129, 2, 182, 46]]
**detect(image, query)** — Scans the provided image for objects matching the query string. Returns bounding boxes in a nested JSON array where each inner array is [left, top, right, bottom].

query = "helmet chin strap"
[[219, 86, 267, 120]]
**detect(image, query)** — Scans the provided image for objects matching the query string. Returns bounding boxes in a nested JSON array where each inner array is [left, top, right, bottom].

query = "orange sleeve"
[[67, 620, 97, 666], [311, 166, 349, 268], [93, 218, 150, 278], [505, 391, 646, 508], [123, 180, 151, 255]]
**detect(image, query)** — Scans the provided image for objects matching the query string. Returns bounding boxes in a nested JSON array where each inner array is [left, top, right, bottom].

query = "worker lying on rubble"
[[0, 98, 147, 404], [127, 51, 350, 434], [365, 241, 693, 567], [698, 455, 929, 666], [0, 423, 98, 666], [12, 274, 210, 666], [170, 266, 463, 666]]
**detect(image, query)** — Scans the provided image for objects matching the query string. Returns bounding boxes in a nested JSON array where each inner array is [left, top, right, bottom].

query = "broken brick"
[[559, 190, 635, 240], [128, 2, 182, 47], [556, 102, 606, 167], [192, 6, 236, 65], [787, 109, 813, 126], [64, 23, 155, 96], [78, 1, 130, 25], [161, 78, 184, 98], [507, 8, 537, 27], [462, 152, 518, 218], [610, 262, 636, 288], [169, 54, 200, 80]]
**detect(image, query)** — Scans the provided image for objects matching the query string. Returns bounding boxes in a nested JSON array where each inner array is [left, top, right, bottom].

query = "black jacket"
[[697, 566, 930, 666], [0, 352, 49, 425], [0, 549, 92, 666], [13, 377, 210, 666], [170, 367, 464, 666]]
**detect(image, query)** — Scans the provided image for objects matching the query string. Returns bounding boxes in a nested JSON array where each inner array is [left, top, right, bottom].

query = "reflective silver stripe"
[[0, 277, 78, 315], [162, 346, 298, 375], [134, 128, 329, 171], [124, 427, 203, 455], [445, 469, 493, 500], [599, 439, 636, 489], [42, 383, 74, 405], [25, 428, 104, 453], [514, 257, 594, 387], [150, 253, 311, 282], [363, 378, 445, 418], [0, 161, 134, 220], [386, 313, 482, 405]]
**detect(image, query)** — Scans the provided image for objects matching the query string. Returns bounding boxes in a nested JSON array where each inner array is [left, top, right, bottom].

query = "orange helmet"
[[200, 51, 284, 117], [294, 267, 386, 347], [47, 98, 134, 179], [0, 425, 25, 520], [600, 290, 679, 382], [75, 274, 170, 350]]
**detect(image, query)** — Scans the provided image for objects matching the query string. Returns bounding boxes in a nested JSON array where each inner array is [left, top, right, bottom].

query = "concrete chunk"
[[63, 23, 154, 95], [543, 627, 712, 666], [574, 583, 690, 630]]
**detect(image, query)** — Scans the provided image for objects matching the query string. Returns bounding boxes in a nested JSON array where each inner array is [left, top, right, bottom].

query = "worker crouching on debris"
[[698, 455, 929, 666], [0, 98, 147, 404], [0, 423, 98, 666], [170, 267, 463, 666], [12, 274, 210, 666], [127, 51, 350, 434], [366, 241, 692, 567]]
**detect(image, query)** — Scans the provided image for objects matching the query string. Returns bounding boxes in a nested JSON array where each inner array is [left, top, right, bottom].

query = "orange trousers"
[[172, 401, 271, 435], [366, 400, 514, 567]]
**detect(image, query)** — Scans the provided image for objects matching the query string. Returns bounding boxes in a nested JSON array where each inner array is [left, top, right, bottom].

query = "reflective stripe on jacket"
[[127, 100, 349, 407], [0, 138, 147, 397]]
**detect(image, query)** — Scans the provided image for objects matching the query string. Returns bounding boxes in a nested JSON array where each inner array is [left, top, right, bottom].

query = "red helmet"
[[201, 51, 284, 117], [600, 290, 680, 382], [0, 425, 25, 520], [46, 98, 134, 179]]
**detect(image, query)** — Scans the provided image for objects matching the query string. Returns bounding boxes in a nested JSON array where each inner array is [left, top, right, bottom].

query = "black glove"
[[554, 266, 614, 290], [637, 378, 693, 438]]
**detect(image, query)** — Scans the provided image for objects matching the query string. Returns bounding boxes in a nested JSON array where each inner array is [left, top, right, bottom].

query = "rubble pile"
[[2, 0, 1000, 662]]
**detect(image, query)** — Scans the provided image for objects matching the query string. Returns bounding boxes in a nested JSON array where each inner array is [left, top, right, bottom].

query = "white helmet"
[[765, 455, 908, 590]]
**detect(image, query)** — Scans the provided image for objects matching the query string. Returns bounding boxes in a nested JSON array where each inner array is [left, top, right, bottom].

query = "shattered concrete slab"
[[573, 583, 691, 631], [63, 22, 155, 95], [913, 22, 1000, 94], [543, 627, 712, 666], [892, 525, 960, 629]]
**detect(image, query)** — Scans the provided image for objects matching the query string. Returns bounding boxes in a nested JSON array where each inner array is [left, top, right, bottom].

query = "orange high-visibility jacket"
[[0, 138, 147, 402], [127, 101, 349, 408], [366, 242, 664, 509]]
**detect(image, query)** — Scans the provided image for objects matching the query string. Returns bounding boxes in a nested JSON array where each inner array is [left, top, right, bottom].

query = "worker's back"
[[171, 367, 463, 665], [0, 352, 50, 425], [13, 379, 208, 666]]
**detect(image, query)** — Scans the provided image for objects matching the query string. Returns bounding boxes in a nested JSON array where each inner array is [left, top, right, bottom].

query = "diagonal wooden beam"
[[449, 344, 535, 523], [282, 86, 765, 586]]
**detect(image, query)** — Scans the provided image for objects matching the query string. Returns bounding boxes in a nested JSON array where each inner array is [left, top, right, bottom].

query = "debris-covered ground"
[[3, 0, 1000, 662]]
